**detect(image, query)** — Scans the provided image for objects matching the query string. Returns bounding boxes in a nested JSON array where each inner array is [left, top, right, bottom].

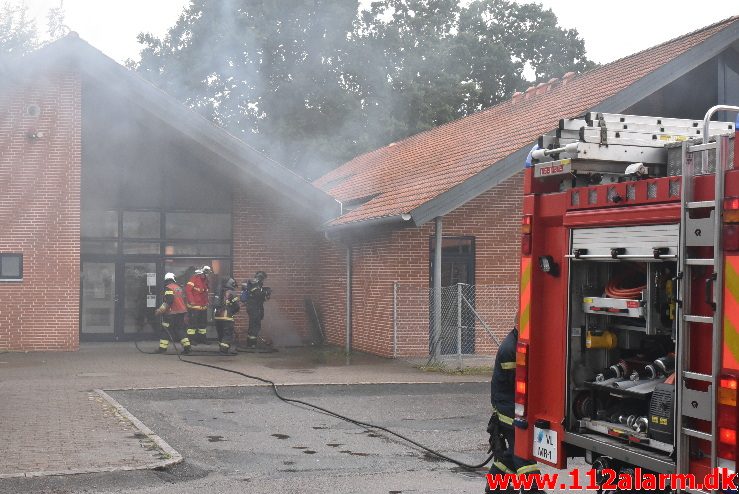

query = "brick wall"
[[232, 187, 324, 345], [0, 70, 81, 351], [314, 239, 347, 347], [321, 173, 523, 358]]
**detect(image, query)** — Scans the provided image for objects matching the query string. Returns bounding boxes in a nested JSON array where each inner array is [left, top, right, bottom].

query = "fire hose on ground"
[[146, 327, 495, 470]]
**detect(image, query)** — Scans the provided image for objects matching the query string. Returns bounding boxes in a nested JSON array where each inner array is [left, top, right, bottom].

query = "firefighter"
[[214, 278, 240, 354], [486, 315, 543, 494], [243, 271, 271, 349], [185, 266, 212, 344], [154, 273, 192, 354]]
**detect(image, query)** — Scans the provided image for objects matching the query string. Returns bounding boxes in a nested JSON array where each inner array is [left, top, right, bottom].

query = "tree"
[[133, 0, 594, 178], [0, 2, 37, 56], [47, 1, 70, 41]]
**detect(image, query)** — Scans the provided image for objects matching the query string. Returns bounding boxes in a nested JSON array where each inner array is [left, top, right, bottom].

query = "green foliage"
[[133, 0, 594, 178], [0, 2, 37, 56]]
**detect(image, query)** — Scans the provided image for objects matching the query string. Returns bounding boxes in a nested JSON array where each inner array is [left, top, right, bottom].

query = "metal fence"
[[392, 283, 518, 368]]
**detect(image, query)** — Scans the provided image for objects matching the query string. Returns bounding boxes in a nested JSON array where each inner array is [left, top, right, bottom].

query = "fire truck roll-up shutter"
[[570, 224, 679, 260]]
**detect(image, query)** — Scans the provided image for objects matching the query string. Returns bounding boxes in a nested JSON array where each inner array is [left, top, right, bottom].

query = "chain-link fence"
[[392, 283, 517, 368]]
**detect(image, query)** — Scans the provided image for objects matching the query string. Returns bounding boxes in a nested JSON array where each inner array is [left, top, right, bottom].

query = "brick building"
[[314, 17, 739, 357], [2, 18, 739, 354], [0, 35, 338, 351]]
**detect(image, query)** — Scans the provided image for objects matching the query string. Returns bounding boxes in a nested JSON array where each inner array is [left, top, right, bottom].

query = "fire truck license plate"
[[534, 159, 571, 178], [533, 427, 557, 464]]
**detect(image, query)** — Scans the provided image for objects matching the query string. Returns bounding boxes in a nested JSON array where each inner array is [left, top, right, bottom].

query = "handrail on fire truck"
[[676, 105, 739, 494]]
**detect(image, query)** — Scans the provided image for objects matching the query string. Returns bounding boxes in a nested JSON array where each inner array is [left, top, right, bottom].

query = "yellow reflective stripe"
[[180, 338, 190, 345], [498, 413, 514, 426], [161, 322, 170, 328], [164, 290, 174, 295], [500, 362, 516, 370], [219, 342, 230, 348], [724, 256, 739, 369], [197, 329, 207, 334], [517, 464, 541, 474], [188, 305, 207, 310], [493, 461, 515, 474], [159, 340, 169, 348], [187, 281, 195, 286], [519, 257, 532, 339], [186, 329, 196, 335], [214, 317, 234, 321]]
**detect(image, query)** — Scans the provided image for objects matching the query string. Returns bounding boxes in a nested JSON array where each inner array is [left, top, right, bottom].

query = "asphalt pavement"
[[2, 382, 494, 494]]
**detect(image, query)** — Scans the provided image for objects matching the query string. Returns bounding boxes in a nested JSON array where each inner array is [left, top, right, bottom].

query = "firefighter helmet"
[[223, 278, 236, 290], [194, 269, 203, 275], [164, 272, 176, 283], [202, 265, 213, 274], [254, 271, 267, 281]]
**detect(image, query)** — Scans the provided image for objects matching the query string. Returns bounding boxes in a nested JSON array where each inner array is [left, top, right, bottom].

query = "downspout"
[[433, 216, 443, 359], [346, 243, 352, 357]]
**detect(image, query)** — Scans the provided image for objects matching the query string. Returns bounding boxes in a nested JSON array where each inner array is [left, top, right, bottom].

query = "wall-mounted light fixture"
[[25, 104, 41, 117], [538, 255, 559, 276]]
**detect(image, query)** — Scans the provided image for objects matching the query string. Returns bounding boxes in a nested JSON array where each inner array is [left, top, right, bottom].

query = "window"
[[165, 212, 231, 240], [123, 242, 161, 255], [81, 240, 118, 255], [164, 243, 230, 256], [0, 254, 23, 280], [123, 211, 160, 239], [82, 210, 118, 238]]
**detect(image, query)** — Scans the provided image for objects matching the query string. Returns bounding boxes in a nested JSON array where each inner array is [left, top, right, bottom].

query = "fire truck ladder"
[[676, 105, 739, 493]]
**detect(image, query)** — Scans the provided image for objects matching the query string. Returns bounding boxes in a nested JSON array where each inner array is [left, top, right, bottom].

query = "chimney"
[[535, 82, 549, 95], [561, 72, 576, 85], [524, 86, 537, 100], [511, 91, 524, 104]]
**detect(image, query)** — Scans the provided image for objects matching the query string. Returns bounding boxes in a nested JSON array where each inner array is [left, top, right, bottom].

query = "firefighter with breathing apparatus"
[[242, 271, 271, 349], [486, 313, 543, 493], [155, 272, 192, 354], [185, 265, 212, 344], [214, 277, 240, 354]]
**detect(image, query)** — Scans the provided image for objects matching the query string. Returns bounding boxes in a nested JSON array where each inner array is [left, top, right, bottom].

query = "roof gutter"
[[322, 213, 413, 236]]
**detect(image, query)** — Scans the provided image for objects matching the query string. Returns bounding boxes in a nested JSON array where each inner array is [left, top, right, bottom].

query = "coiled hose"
[[605, 264, 647, 299]]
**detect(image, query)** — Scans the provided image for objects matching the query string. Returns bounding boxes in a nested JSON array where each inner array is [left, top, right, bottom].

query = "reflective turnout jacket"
[[491, 328, 518, 423], [162, 282, 187, 315], [214, 289, 240, 321], [185, 275, 209, 309]]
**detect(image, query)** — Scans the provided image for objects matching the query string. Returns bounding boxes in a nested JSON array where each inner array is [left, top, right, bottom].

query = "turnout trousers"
[[486, 421, 541, 493], [160, 313, 191, 350]]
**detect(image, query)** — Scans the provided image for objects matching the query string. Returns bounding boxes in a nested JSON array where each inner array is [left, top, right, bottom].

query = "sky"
[[16, 0, 739, 66]]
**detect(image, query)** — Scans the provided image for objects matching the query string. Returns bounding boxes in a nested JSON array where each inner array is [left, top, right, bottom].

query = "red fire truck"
[[516, 105, 739, 489]]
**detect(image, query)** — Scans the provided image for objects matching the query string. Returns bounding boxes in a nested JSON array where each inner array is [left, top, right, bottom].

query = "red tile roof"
[[315, 16, 739, 227]]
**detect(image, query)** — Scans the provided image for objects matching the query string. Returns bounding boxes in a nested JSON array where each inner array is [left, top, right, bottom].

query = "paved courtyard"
[[0, 343, 488, 481]]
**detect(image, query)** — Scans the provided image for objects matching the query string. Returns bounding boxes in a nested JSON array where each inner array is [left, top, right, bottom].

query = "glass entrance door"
[[81, 262, 117, 337], [123, 261, 159, 337]]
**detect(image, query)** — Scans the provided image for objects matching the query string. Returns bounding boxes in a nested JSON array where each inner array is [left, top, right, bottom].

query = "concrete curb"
[[0, 390, 182, 479], [94, 389, 183, 468], [101, 380, 488, 391]]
